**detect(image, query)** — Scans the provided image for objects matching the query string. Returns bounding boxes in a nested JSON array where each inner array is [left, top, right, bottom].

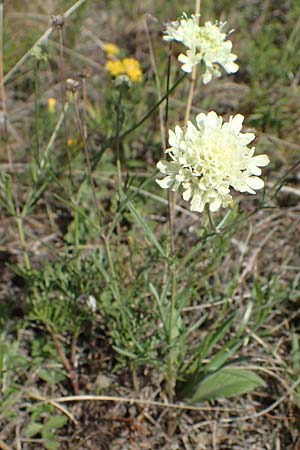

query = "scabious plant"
[[156, 111, 269, 212], [164, 13, 238, 83]]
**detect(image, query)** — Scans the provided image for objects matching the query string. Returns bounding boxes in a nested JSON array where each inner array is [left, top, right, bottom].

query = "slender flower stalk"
[[183, 0, 201, 125]]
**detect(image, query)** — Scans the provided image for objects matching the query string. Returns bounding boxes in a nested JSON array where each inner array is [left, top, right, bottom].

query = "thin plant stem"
[[167, 265, 177, 399], [206, 204, 217, 232], [0, 4, 11, 169], [58, 26, 74, 187], [144, 15, 166, 151], [73, 97, 103, 227], [81, 71, 88, 140], [34, 60, 41, 160], [115, 88, 123, 195], [183, 0, 201, 125], [165, 44, 175, 257], [71, 331, 78, 368], [172, 0, 201, 229], [37, 102, 70, 174], [103, 235, 121, 304], [16, 216, 31, 270], [130, 362, 139, 393], [165, 0, 201, 418], [47, 327, 79, 395], [164, 43, 177, 405], [91, 73, 186, 171], [68, 99, 124, 331]]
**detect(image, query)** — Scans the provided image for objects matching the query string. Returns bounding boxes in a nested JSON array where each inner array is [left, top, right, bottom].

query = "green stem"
[[16, 215, 31, 270], [91, 74, 186, 171], [167, 263, 177, 401], [34, 60, 40, 161], [164, 43, 177, 403], [206, 204, 217, 232], [115, 88, 123, 196], [103, 235, 121, 304]]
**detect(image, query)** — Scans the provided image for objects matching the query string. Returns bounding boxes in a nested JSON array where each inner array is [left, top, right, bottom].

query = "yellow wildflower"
[[103, 42, 120, 59], [122, 58, 142, 82], [105, 58, 142, 83], [47, 97, 56, 113], [67, 138, 77, 147], [105, 60, 124, 78]]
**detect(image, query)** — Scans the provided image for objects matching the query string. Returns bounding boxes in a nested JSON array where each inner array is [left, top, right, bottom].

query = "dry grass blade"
[[49, 394, 242, 413], [28, 390, 78, 425]]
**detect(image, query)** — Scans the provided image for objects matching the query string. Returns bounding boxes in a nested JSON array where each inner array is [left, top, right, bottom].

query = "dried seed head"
[[50, 15, 65, 28], [66, 78, 80, 93]]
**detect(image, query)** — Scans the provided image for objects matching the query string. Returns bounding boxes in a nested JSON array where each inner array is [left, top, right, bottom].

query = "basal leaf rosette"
[[164, 14, 238, 83], [156, 111, 269, 213]]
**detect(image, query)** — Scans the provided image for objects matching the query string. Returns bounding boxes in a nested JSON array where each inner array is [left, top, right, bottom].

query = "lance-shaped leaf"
[[188, 367, 265, 404]]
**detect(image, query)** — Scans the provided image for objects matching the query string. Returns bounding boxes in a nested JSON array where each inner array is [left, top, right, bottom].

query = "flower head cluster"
[[156, 112, 269, 212], [103, 42, 120, 59], [164, 14, 238, 83], [105, 57, 142, 83]]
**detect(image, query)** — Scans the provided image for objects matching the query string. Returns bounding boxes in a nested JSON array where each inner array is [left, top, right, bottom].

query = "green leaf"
[[182, 312, 236, 377], [203, 342, 241, 373], [188, 367, 265, 404], [38, 368, 65, 385], [43, 415, 68, 430], [113, 346, 137, 359], [43, 438, 59, 450], [127, 201, 165, 257], [25, 422, 43, 437]]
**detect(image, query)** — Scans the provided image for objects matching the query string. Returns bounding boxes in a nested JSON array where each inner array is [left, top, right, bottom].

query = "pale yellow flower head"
[[164, 14, 238, 83], [103, 42, 120, 59], [47, 97, 56, 113], [156, 111, 269, 213], [105, 58, 142, 83]]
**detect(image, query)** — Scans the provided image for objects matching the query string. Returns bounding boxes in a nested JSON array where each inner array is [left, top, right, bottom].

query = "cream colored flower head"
[[156, 112, 269, 213], [164, 14, 238, 83]]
